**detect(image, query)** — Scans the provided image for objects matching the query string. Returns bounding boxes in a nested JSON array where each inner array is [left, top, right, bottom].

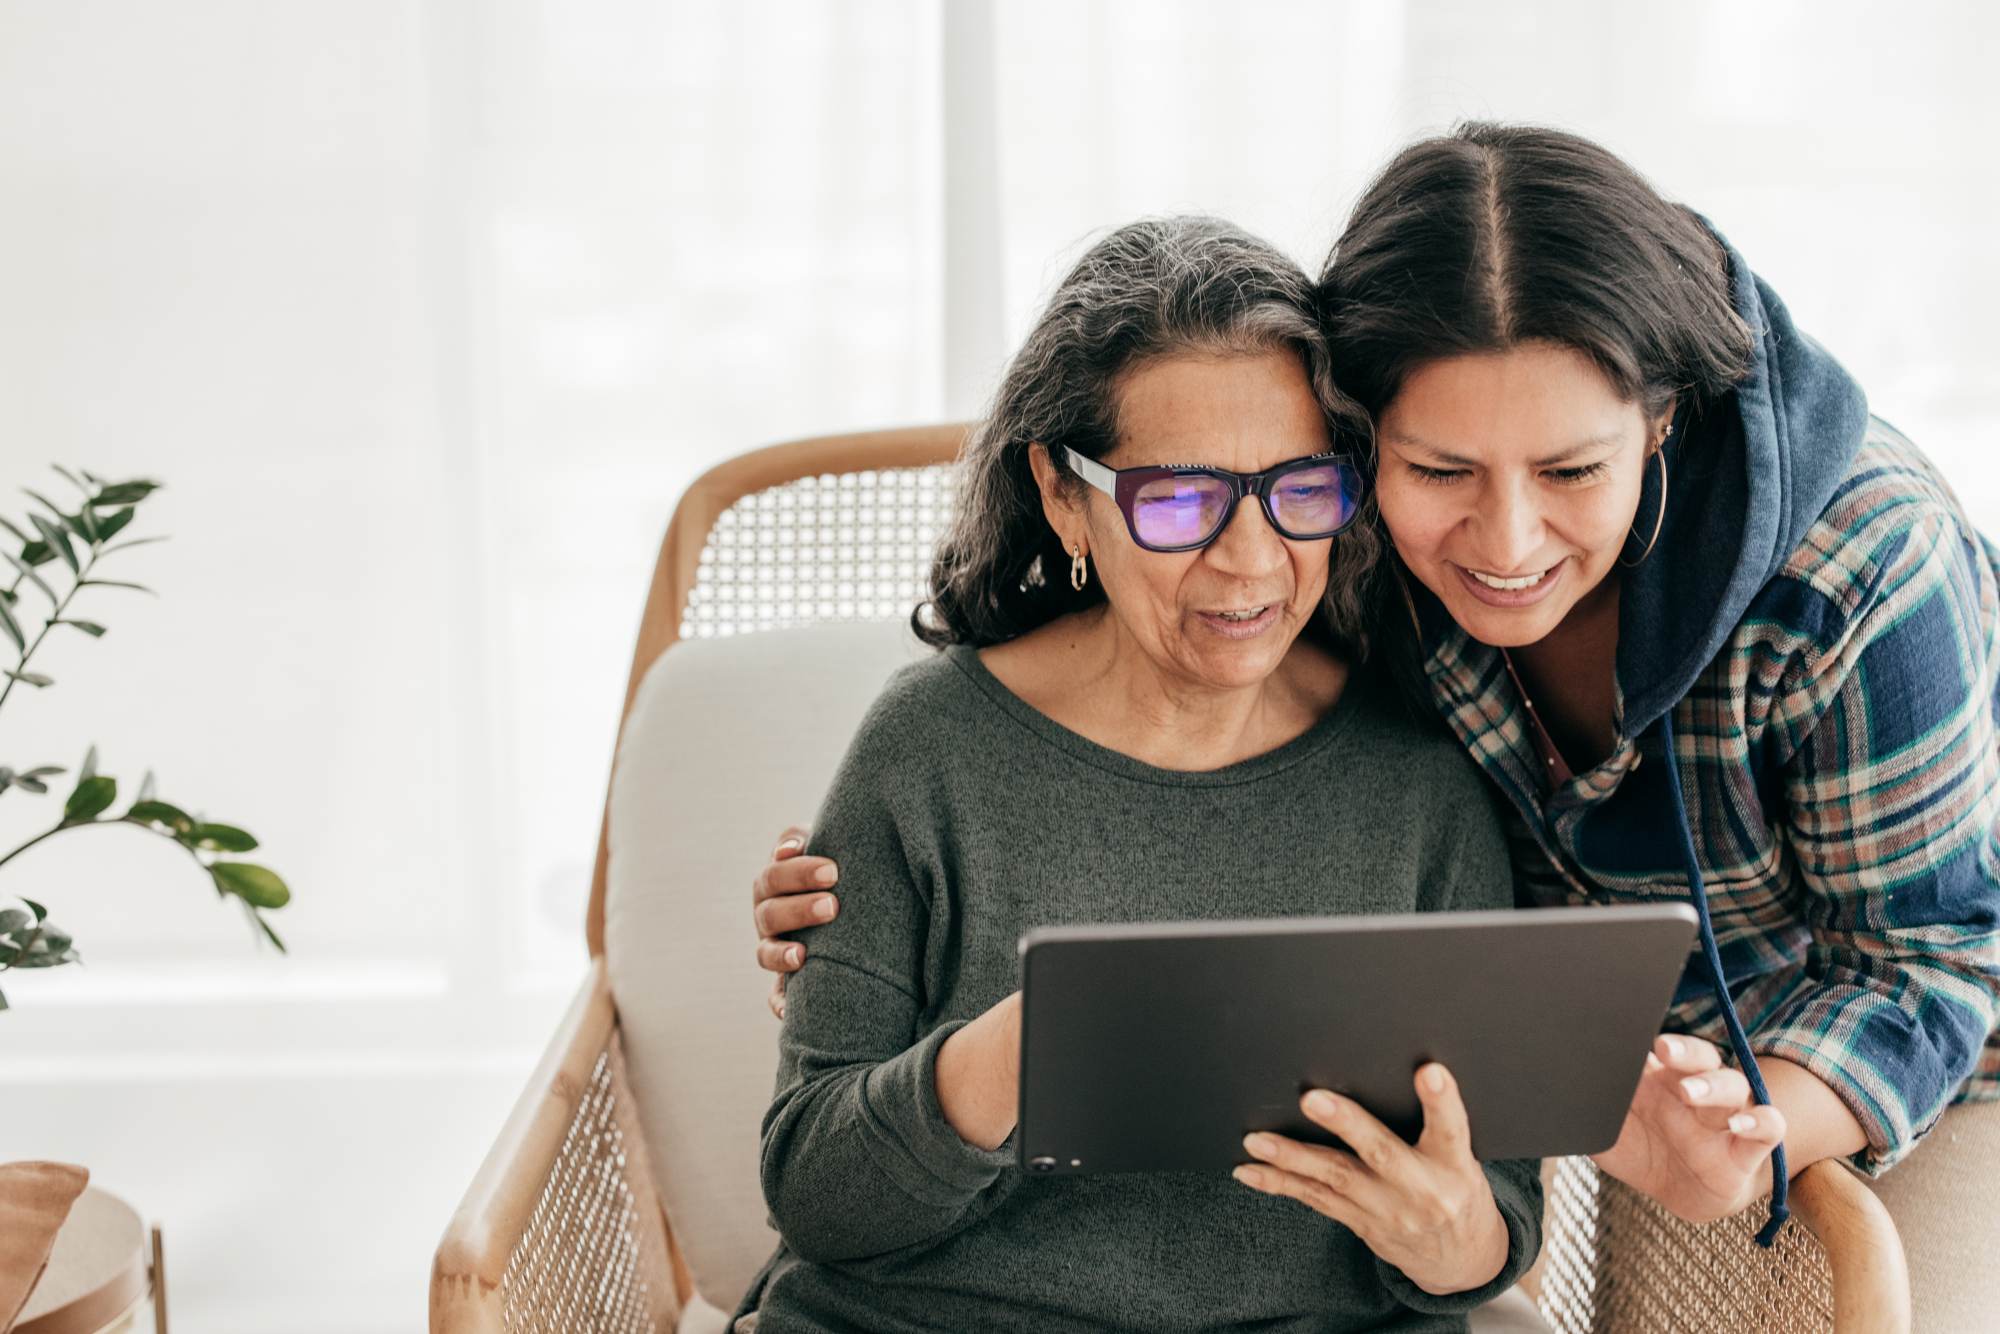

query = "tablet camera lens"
[[1028, 1157, 1056, 1172]]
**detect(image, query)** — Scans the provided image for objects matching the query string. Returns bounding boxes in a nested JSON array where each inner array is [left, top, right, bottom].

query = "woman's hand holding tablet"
[[1234, 1063, 1509, 1296]]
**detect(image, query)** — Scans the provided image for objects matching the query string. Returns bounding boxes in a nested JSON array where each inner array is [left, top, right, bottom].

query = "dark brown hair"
[[1320, 122, 1754, 423], [917, 216, 1377, 650]]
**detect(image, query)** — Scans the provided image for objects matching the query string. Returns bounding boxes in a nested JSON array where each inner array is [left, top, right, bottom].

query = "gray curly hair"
[[915, 215, 1380, 653]]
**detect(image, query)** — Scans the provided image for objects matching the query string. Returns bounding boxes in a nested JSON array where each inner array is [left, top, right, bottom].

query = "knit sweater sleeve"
[[758, 690, 1013, 1264], [1381, 751, 1545, 1308]]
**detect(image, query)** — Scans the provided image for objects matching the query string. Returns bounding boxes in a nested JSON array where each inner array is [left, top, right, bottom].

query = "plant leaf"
[[192, 823, 259, 853], [63, 773, 116, 823], [80, 746, 97, 782], [17, 919, 74, 965], [28, 514, 76, 573], [77, 579, 153, 595], [22, 898, 47, 923], [0, 515, 27, 545], [25, 491, 88, 543], [60, 620, 106, 638], [137, 769, 157, 803], [252, 909, 288, 953], [126, 799, 193, 834], [51, 465, 88, 493], [0, 597, 23, 653], [0, 908, 29, 935], [211, 862, 290, 909], [100, 537, 167, 556], [4, 550, 57, 603], [4, 670, 53, 687], [20, 539, 52, 567], [76, 503, 99, 542], [91, 481, 160, 507], [94, 508, 135, 541]]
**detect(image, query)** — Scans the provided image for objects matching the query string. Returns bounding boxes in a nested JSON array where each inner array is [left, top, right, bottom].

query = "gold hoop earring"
[[1070, 545, 1089, 591], [1620, 425, 1671, 569]]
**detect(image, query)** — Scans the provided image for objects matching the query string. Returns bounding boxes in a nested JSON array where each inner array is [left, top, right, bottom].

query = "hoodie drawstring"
[[1657, 708, 1791, 1247]]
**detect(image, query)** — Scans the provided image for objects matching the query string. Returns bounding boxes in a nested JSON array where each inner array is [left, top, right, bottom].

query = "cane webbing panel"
[[1537, 1156, 1602, 1334], [498, 1034, 677, 1334], [680, 466, 956, 640], [1536, 1157, 1836, 1334]]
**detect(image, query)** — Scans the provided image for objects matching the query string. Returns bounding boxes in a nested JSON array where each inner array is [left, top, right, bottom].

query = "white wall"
[[1, 3, 1995, 1331]]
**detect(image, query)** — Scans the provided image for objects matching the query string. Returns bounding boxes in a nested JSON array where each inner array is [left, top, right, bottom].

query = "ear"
[[1028, 443, 1087, 555], [1649, 399, 1678, 455]]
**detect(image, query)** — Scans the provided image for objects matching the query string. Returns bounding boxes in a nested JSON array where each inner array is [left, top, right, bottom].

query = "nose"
[[1201, 492, 1289, 582], [1471, 472, 1544, 572]]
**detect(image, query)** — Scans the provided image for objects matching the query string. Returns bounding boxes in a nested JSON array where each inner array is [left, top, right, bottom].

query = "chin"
[[1186, 645, 1289, 692], [1446, 597, 1563, 649]]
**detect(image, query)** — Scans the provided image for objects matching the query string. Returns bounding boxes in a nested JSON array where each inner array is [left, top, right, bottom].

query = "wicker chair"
[[431, 424, 1945, 1334]]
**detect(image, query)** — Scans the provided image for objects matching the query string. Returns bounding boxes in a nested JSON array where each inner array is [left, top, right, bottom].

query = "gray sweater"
[[747, 646, 1541, 1334]]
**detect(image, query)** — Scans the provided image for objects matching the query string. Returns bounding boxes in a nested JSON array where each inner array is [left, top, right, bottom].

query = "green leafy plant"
[[0, 468, 290, 1010]]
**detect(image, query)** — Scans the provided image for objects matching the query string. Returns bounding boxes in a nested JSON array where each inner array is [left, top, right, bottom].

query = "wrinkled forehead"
[[1102, 348, 1330, 473]]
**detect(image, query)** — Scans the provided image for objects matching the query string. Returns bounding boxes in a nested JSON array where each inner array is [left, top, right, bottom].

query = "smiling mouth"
[[1214, 605, 1270, 622], [1465, 568, 1551, 592]]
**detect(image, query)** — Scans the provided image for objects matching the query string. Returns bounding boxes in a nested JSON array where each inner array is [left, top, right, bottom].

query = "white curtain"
[[1, 2, 1993, 1329]]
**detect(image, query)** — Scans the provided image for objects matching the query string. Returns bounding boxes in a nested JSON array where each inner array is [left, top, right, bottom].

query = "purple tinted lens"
[[1269, 465, 1354, 535], [1130, 473, 1232, 548]]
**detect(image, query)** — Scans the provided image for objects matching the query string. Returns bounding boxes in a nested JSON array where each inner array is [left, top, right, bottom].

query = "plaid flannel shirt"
[[1423, 422, 2000, 1173]]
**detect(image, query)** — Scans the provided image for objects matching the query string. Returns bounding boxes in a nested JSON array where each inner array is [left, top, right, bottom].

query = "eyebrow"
[[1380, 430, 1626, 468]]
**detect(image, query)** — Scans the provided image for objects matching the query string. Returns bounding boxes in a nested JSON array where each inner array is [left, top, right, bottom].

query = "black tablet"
[[1016, 904, 1697, 1174]]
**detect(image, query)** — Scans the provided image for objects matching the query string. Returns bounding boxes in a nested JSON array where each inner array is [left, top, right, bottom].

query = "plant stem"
[[0, 545, 96, 717], [0, 821, 68, 872], [0, 813, 219, 877]]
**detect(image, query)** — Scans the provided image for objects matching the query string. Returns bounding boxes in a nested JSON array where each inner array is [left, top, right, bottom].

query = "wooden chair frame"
[[433, 425, 966, 1334], [432, 421, 1912, 1334]]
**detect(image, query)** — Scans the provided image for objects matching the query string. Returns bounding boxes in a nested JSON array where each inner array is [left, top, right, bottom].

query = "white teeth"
[[1467, 568, 1549, 592], [1216, 606, 1268, 622]]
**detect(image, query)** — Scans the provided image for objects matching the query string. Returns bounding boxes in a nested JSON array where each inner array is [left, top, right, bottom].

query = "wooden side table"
[[12, 1188, 162, 1334]]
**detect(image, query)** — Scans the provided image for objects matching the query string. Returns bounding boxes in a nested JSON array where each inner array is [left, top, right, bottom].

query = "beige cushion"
[[1864, 1098, 2000, 1333], [605, 621, 930, 1312]]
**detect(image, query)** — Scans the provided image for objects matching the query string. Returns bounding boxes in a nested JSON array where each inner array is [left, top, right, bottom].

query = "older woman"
[[739, 218, 1543, 1334]]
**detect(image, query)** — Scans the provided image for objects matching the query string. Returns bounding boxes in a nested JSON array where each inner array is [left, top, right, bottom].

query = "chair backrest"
[[587, 424, 968, 957], [605, 620, 930, 1307], [596, 425, 964, 1311]]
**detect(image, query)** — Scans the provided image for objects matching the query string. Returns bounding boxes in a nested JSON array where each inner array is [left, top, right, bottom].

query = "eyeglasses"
[[1063, 446, 1363, 553]]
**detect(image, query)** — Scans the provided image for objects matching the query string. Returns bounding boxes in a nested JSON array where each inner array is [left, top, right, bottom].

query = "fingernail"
[[1304, 1089, 1339, 1115], [815, 865, 838, 886], [1661, 1036, 1684, 1060], [1728, 1114, 1757, 1133], [814, 896, 837, 921], [778, 837, 804, 853], [1243, 1133, 1277, 1157], [785, 945, 801, 966], [1645, 1053, 1663, 1071], [1681, 1076, 1711, 1099], [1423, 1065, 1447, 1094], [1232, 1166, 1262, 1188]]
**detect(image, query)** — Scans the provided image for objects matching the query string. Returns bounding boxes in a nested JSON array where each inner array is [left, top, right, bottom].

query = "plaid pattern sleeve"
[[1742, 466, 2000, 1168], [1426, 424, 2000, 1174]]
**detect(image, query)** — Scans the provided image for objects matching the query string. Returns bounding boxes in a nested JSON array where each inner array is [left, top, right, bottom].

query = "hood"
[[1616, 229, 1871, 734]]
